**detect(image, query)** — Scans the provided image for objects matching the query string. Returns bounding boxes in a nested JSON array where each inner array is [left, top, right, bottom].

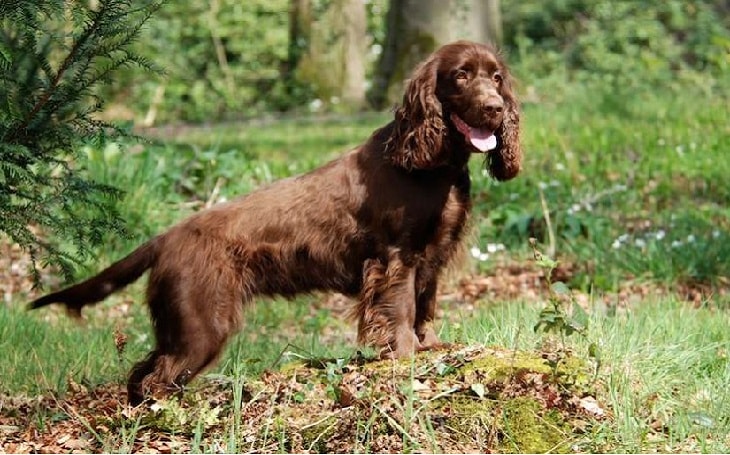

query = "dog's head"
[[389, 40, 521, 180]]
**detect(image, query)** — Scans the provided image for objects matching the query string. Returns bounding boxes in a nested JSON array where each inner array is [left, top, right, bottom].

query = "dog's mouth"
[[450, 113, 497, 152]]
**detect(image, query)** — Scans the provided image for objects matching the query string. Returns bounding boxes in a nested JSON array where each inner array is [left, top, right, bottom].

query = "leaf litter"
[[0, 234, 722, 453], [1, 343, 606, 453]]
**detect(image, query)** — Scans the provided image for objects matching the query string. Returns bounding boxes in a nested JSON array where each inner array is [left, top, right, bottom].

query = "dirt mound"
[[2, 344, 605, 453]]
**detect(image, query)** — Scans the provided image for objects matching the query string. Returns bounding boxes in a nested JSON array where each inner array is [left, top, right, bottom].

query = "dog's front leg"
[[357, 253, 419, 359], [381, 264, 419, 359], [414, 274, 448, 351]]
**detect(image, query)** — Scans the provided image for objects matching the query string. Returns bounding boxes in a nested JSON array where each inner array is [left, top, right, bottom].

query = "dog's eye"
[[493, 72, 503, 84], [455, 70, 468, 81]]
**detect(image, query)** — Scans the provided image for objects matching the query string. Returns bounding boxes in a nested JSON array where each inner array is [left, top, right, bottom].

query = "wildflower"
[[309, 98, 323, 112], [612, 233, 629, 250], [567, 203, 581, 215], [485, 243, 505, 254], [470, 246, 491, 262]]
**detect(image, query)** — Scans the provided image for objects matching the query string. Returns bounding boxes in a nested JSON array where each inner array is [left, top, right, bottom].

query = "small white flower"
[[555, 162, 566, 171], [309, 98, 323, 112], [634, 238, 646, 248], [655, 230, 666, 240], [618, 233, 629, 243], [470, 246, 482, 259], [538, 181, 548, 190], [612, 239, 622, 249], [479, 253, 489, 261], [671, 240, 683, 248], [712, 230, 721, 239], [549, 180, 560, 187], [687, 234, 696, 243], [486, 243, 505, 254], [675, 145, 684, 155], [658, 138, 666, 146]]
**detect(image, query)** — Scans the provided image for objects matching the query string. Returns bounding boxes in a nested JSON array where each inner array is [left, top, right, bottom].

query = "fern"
[[0, 0, 163, 284]]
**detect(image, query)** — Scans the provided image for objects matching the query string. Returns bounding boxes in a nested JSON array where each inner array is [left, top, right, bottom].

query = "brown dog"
[[31, 41, 522, 405]]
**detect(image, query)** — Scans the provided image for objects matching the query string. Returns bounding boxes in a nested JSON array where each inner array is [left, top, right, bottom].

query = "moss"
[[498, 397, 572, 454], [429, 395, 496, 445], [298, 414, 341, 453], [428, 395, 572, 453], [249, 346, 597, 452]]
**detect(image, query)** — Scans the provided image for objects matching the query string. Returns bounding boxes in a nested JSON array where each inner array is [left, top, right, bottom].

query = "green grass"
[[2, 78, 729, 452], [446, 298, 730, 452]]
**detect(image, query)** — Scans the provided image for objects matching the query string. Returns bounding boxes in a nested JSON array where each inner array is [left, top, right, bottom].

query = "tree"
[[370, 0, 503, 108], [291, 0, 368, 111], [0, 0, 162, 283]]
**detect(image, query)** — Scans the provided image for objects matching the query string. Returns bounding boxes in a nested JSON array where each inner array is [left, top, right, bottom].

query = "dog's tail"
[[29, 237, 161, 316]]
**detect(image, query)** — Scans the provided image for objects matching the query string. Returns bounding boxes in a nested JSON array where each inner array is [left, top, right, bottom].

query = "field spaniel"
[[31, 40, 522, 405]]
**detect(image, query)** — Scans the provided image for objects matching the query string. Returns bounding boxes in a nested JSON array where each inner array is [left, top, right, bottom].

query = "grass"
[[2, 76, 729, 452]]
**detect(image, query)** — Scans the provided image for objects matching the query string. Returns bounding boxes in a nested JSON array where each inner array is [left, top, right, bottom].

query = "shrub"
[[0, 0, 161, 282]]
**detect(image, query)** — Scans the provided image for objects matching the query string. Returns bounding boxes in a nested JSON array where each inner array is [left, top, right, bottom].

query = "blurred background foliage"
[[101, 0, 728, 124], [1, 0, 728, 285]]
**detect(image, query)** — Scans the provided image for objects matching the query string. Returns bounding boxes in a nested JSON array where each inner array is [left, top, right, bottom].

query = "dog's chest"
[[380, 176, 471, 253]]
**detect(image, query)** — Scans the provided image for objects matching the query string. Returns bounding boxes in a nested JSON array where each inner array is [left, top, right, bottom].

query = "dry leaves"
[[1, 345, 606, 453]]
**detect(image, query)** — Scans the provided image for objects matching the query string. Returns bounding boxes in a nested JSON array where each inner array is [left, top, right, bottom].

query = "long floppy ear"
[[488, 66, 522, 181], [388, 55, 446, 170]]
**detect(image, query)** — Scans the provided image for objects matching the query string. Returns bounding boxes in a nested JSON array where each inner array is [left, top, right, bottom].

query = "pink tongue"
[[469, 127, 497, 152]]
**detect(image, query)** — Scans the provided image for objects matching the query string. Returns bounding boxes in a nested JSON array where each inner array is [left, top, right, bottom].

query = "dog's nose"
[[482, 98, 504, 116]]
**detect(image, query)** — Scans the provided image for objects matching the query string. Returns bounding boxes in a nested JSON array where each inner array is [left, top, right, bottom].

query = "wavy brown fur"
[[29, 41, 522, 405]]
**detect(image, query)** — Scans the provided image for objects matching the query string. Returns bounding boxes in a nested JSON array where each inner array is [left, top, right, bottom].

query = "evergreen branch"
[[13, 2, 108, 136]]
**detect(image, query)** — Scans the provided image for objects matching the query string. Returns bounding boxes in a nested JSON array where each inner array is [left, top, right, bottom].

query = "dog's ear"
[[388, 55, 446, 170], [487, 59, 522, 181]]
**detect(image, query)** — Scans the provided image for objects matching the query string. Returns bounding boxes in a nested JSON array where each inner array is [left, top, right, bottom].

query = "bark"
[[293, 0, 367, 110], [288, 0, 312, 78], [370, 0, 503, 109]]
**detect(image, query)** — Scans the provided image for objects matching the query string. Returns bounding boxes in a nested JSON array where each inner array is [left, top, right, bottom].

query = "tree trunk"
[[293, 0, 367, 111], [287, 0, 312, 80], [471, 0, 503, 46], [370, 0, 503, 109]]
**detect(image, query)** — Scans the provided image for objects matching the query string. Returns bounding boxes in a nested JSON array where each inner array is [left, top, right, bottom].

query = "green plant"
[[0, 0, 162, 282], [530, 238, 601, 377]]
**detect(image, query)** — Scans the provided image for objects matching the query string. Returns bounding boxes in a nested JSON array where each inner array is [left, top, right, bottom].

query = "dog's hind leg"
[[127, 271, 241, 404]]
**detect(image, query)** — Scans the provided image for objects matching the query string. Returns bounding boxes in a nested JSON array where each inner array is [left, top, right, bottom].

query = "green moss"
[[428, 395, 571, 453], [429, 395, 496, 444], [499, 397, 572, 454], [298, 414, 340, 453], [243, 346, 595, 452]]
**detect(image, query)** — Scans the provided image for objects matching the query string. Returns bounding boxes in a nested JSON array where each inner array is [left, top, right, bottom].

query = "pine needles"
[[0, 0, 163, 284]]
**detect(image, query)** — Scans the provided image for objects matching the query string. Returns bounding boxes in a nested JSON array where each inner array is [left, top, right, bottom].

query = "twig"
[[538, 187, 556, 258]]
